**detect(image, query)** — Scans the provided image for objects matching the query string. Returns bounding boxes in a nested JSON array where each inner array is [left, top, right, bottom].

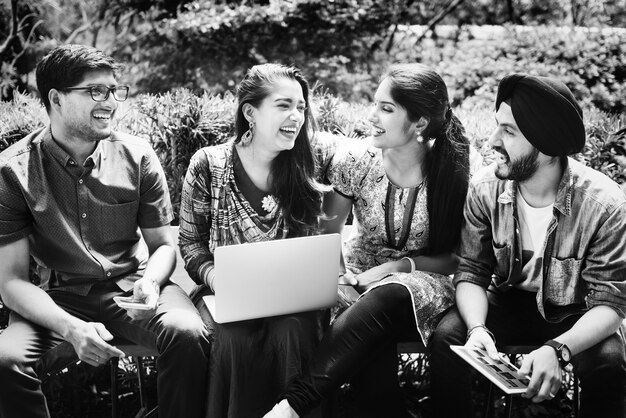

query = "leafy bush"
[[114, 0, 399, 98], [112, 4, 626, 113], [116, 89, 235, 224], [0, 92, 48, 152], [406, 25, 626, 113]]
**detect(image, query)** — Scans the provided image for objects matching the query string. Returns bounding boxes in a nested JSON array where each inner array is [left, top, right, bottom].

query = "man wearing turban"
[[430, 74, 626, 417]]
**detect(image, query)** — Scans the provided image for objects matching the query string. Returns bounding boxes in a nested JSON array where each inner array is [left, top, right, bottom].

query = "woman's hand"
[[354, 260, 405, 290]]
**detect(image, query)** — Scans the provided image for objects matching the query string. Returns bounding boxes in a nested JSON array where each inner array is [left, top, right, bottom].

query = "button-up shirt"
[[454, 158, 626, 321], [0, 127, 173, 295]]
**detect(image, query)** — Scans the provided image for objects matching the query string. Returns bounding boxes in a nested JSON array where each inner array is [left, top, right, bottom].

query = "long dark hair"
[[383, 63, 470, 254], [234, 63, 324, 236]]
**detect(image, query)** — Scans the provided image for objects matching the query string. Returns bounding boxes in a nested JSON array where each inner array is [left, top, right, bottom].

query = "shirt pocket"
[[99, 201, 140, 248], [545, 257, 583, 305], [492, 242, 511, 283]]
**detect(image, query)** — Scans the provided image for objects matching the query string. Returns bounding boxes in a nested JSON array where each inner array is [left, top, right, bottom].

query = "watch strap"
[[544, 339, 570, 367]]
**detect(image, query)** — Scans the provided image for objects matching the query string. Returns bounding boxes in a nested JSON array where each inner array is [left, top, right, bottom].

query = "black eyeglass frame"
[[63, 85, 130, 102]]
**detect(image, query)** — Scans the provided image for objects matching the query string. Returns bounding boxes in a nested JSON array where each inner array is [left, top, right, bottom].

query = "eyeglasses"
[[63, 85, 130, 102]]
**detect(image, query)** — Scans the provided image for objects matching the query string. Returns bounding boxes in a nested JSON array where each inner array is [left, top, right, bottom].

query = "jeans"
[[429, 287, 626, 418], [285, 284, 420, 418], [0, 281, 210, 418]]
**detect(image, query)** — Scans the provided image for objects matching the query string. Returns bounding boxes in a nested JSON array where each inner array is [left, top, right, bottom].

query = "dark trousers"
[[429, 287, 626, 418], [191, 284, 329, 418], [0, 281, 211, 418], [285, 284, 419, 418]]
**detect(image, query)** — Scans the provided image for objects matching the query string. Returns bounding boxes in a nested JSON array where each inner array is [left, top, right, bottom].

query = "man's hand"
[[518, 345, 562, 403], [127, 277, 160, 320], [465, 327, 499, 360], [65, 320, 125, 367]]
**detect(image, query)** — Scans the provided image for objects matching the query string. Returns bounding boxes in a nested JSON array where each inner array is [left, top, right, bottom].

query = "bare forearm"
[[2, 279, 84, 339], [320, 190, 352, 234], [555, 305, 623, 355], [456, 281, 490, 329], [143, 244, 176, 286]]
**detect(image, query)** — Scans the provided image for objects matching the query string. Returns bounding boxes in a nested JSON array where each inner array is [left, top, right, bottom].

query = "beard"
[[494, 147, 540, 182]]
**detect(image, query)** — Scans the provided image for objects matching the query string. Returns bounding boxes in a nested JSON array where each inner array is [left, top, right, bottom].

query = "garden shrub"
[[115, 0, 395, 99], [116, 89, 235, 224], [406, 25, 626, 113], [113, 3, 626, 114]]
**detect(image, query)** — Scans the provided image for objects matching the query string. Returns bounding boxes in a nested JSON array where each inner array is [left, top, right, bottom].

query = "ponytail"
[[426, 112, 470, 254]]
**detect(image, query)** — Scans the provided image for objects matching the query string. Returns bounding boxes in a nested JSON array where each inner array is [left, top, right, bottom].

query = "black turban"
[[495, 74, 585, 156]]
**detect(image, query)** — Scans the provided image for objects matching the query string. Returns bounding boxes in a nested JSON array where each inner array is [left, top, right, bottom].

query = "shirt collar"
[[43, 127, 76, 168], [43, 126, 106, 169], [496, 158, 572, 216]]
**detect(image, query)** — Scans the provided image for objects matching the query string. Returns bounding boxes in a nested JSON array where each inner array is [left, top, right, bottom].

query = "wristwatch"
[[543, 339, 572, 367]]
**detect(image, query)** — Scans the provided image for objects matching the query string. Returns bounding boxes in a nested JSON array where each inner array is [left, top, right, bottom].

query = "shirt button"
[[81, 213, 87, 218], [78, 179, 83, 184], [69, 160, 76, 166], [514, 258, 520, 262], [107, 271, 112, 277]]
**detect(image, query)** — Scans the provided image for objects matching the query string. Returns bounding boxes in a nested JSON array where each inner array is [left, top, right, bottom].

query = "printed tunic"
[[328, 139, 455, 344]]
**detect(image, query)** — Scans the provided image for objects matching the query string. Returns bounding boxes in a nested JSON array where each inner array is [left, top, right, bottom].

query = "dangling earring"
[[415, 131, 424, 143], [241, 120, 255, 146]]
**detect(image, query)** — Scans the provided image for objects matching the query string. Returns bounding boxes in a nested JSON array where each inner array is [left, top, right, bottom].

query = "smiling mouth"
[[494, 151, 509, 164], [93, 111, 112, 121], [371, 126, 385, 136], [279, 126, 298, 135]]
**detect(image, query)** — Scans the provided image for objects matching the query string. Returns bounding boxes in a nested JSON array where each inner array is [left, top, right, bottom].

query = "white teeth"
[[494, 152, 508, 163], [372, 127, 384, 135], [280, 127, 297, 133], [93, 113, 110, 120]]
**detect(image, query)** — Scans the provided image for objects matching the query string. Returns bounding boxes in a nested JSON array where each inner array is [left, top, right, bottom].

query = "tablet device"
[[451, 345, 530, 395]]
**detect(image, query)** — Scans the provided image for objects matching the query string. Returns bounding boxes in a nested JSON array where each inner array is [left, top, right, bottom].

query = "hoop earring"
[[241, 120, 255, 146]]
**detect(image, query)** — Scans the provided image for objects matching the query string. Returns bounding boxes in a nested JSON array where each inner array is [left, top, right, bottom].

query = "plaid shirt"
[[179, 136, 337, 287], [0, 127, 173, 294]]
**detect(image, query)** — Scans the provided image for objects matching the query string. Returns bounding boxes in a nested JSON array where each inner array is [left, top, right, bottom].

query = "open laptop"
[[203, 233, 341, 323]]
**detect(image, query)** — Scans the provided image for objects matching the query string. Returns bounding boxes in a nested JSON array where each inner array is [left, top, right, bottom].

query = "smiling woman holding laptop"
[[178, 63, 334, 418]]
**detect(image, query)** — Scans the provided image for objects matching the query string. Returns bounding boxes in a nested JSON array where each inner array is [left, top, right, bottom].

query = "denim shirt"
[[454, 158, 626, 322]]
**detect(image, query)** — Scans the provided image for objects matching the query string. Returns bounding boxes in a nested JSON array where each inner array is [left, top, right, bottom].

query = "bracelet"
[[466, 324, 496, 344], [207, 268, 217, 292], [401, 257, 416, 273]]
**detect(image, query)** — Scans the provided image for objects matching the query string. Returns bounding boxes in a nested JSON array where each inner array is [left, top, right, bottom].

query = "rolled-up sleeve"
[[0, 163, 32, 245], [178, 150, 215, 286], [583, 201, 626, 318], [453, 180, 497, 289]]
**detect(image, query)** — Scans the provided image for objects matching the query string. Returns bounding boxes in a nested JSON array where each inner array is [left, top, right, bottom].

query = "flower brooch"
[[261, 194, 278, 213]]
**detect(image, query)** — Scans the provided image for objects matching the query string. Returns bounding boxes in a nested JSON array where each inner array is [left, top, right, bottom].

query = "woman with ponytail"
[[265, 63, 480, 418]]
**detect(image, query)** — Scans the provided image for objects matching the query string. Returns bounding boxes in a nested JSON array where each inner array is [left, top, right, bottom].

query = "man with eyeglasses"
[[0, 44, 210, 418]]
